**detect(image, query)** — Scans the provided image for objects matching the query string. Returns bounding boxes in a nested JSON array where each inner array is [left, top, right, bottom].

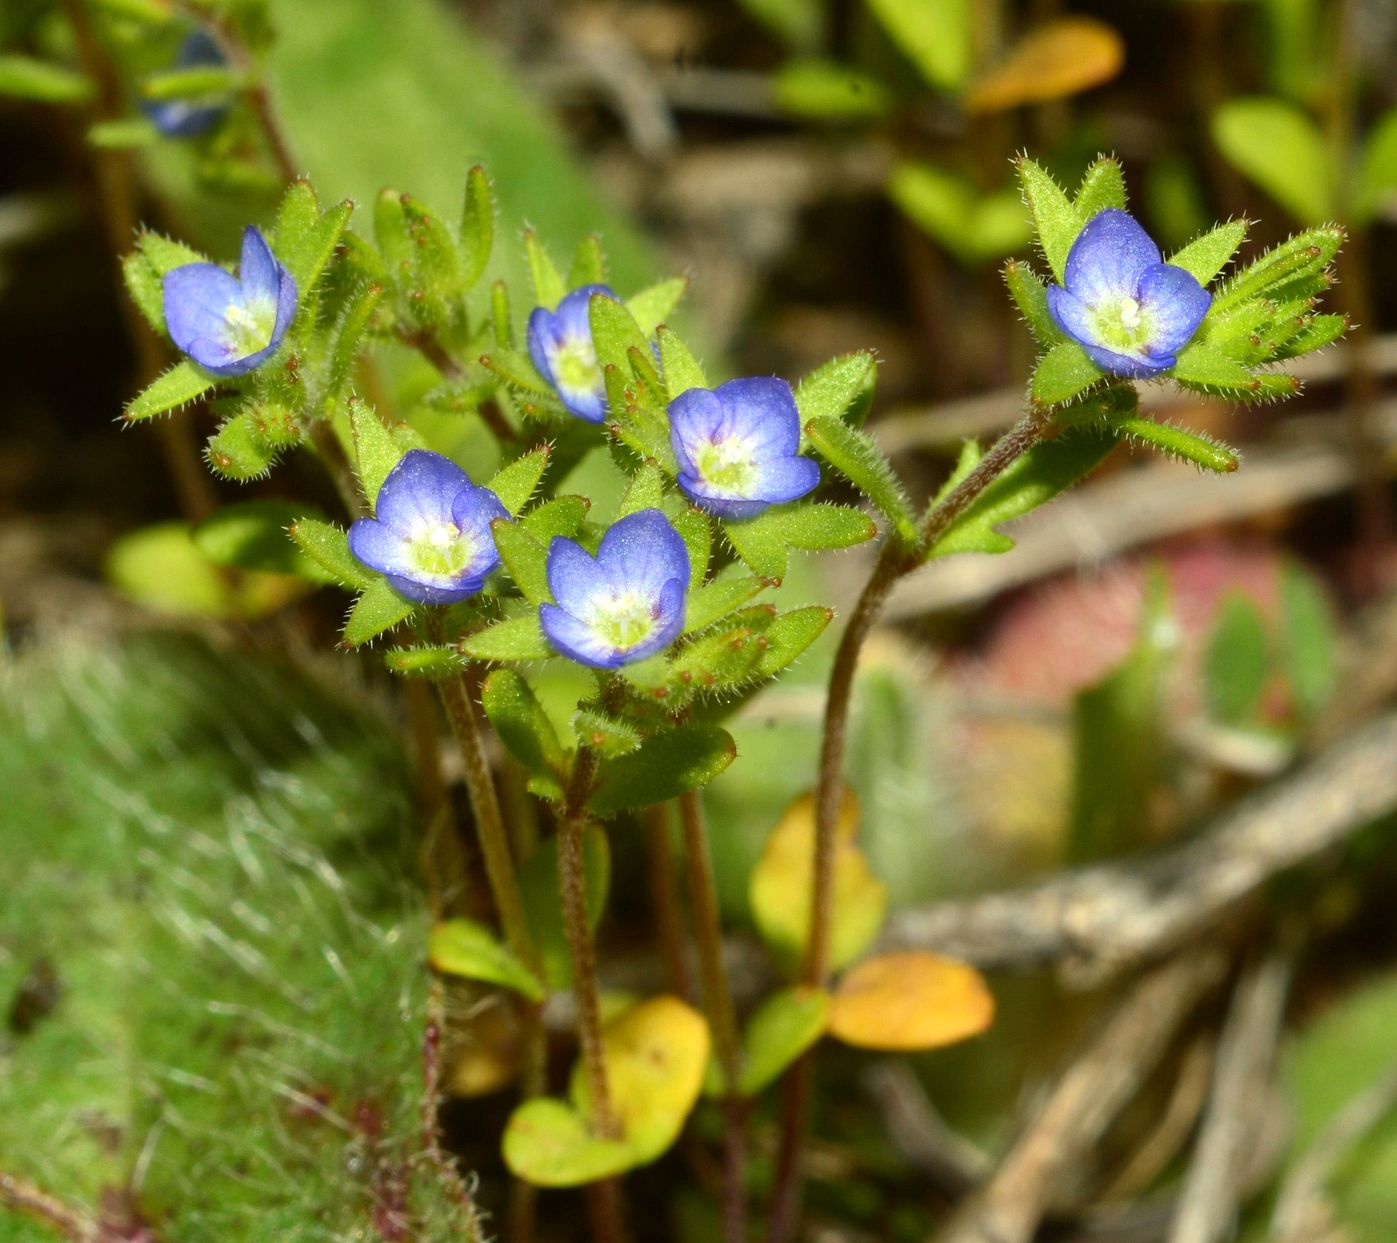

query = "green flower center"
[[553, 337, 602, 395], [223, 295, 277, 355], [1090, 294, 1154, 353], [694, 437, 757, 493], [591, 590, 657, 650], [406, 521, 476, 580]]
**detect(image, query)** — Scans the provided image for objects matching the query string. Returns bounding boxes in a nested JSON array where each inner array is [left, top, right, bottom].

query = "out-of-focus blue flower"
[[669, 377, 820, 520], [348, 449, 507, 605], [1046, 208, 1211, 378], [527, 284, 617, 422], [163, 226, 297, 377], [540, 509, 690, 668], [140, 29, 230, 139]]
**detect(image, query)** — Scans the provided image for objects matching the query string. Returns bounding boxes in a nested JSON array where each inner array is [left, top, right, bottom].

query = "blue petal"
[[382, 570, 484, 606], [1137, 263, 1211, 355], [552, 283, 616, 339], [347, 516, 405, 577], [668, 387, 725, 477], [545, 536, 605, 615], [526, 307, 563, 388], [1045, 284, 1097, 349], [594, 509, 690, 598], [713, 377, 801, 456], [239, 227, 281, 307], [140, 29, 228, 137], [1063, 209, 1162, 307], [1048, 284, 1176, 377], [373, 449, 474, 530], [556, 381, 607, 423], [751, 454, 820, 504], [163, 262, 240, 364], [540, 602, 626, 668], [1080, 340, 1172, 378], [675, 474, 771, 521]]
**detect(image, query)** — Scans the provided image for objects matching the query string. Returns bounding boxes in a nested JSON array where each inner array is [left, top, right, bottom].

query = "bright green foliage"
[[1167, 219, 1249, 284], [1073, 155, 1128, 220], [482, 668, 569, 791], [1002, 259, 1061, 345], [684, 573, 767, 635], [658, 325, 708, 396], [1114, 417, 1241, 474], [1278, 559, 1338, 721], [492, 520, 551, 605], [728, 988, 830, 1098], [888, 163, 1031, 265], [1015, 157, 1081, 283], [1204, 593, 1272, 725], [351, 400, 411, 502], [460, 612, 552, 661], [726, 504, 877, 581], [344, 577, 417, 646], [591, 725, 737, 815], [206, 410, 281, 480], [627, 277, 688, 337], [290, 517, 375, 588], [572, 706, 643, 758], [1031, 340, 1104, 407], [194, 499, 334, 580], [0, 636, 481, 1240], [773, 59, 893, 121], [429, 918, 545, 1001], [1212, 96, 1333, 224], [0, 52, 93, 102], [522, 494, 591, 542], [795, 351, 877, 425], [524, 228, 567, 310], [802, 419, 917, 543], [460, 164, 494, 286], [867, 0, 973, 91], [384, 644, 463, 678], [123, 360, 216, 422]]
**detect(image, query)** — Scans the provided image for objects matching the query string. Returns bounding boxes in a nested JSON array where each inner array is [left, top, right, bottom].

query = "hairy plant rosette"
[[669, 377, 820, 520], [540, 509, 690, 667], [348, 449, 507, 604], [163, 226, 297, 376], [526, 283, 617, 422], [1046, 208, 1211, 378]]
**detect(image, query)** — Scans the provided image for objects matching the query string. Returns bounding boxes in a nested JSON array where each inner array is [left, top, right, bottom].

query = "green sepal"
[[524, 229, 567, 310], [123, 233, 208, 335], [193, 500, 333, 581], [804, 417, 918, 546], [480, 347, 554, 398], [429, 918, 545, 1002], [384, 645, 465, 679], [492, 520, 551, 605], [1167, 219, 1248, 285], [460, 164, 494, 288], [616, 464, 667, 520], [400, 194, 465, 321], [590, 293, 651, 376], [343, 579, 417, 647], [671, 508, 713, 582], [684, 573, 767, 635], [1015, 157, 1078, 283], [205, 412, 278, 481], [289, 517, 375, 589], [326, 281, 386, 396], [272, 181, 353, 295], [753, 606, 833, 680], [1031, 340, 1103, 408], [626, 277, 688, 337], [351, 401, 410, 502], [1002, 258, 1062, 346], [0, 54, 94, 103], [1171, 339, 1302, 401], [139, 64, 243, 101], [1114, 417, 1240, 473], [460, 613, 552, 661], [657, 326, 707, 397], [492, 280, 515, 349], [928, 424, 1120, 559], [487, 446, 552, 515], [590, 725, 737, 816], [1073, 155, 1127, 219], [1271, 313, 1346, 361], [123, 361, 215, 422], [569, 233, 607, 288], [373, 188, 415, 275], [726, 504, 877, 581], [482, 669, 569, 780], [572, 707, 642, 758], [669, 618, 768, 694], [795, 351, 877, 425], [1213, 225, 1344, 313], [522, 495, 590, 542]]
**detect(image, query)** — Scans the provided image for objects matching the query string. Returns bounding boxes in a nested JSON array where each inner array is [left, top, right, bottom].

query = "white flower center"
[[406, 521, 475, 580], [589, 589, 658, 650], [553, 336, 602, 396], [694, 435, 758, 493], [222, 296, 277, 354], [1117, 296, 1142, 329]]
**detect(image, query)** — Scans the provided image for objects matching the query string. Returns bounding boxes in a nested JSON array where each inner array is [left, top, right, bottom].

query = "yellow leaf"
[[964, 17, 1124, 114], [828, 951, 994, 1051], [748, 788, 887, 974]]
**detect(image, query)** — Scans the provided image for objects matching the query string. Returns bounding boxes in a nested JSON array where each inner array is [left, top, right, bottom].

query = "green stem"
[[677, 790, 747, 1243]]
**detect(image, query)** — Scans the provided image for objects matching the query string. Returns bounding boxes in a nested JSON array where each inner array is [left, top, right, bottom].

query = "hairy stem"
[[399, 329, 517, 442], [678, 790, 747, 1243]]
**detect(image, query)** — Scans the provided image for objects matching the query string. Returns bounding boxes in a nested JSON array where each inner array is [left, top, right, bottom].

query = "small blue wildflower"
[[140, 29, 231, 138], [163, 226, 297, 377], [1046, 208, 1211, 378], [348, 449, 507, 605], [669, 377, 820, 520], [540, 509, 690, 668], [527, 284, 617, 422]]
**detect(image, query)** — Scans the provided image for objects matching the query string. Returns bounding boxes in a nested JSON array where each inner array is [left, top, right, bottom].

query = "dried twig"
[[0, 1171, 99, 1241], [861, 1061, 990, 1196]]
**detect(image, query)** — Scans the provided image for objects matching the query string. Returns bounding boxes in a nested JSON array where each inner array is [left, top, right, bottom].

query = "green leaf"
[[1214, 224, 1344, 312], [326, 279, 386, 396], [1114, 417, 1241, 474], [487, 446, 552, 516], [482, 669, 568, 782], [193, 500, 333, 582], [205, 411, 279, 481], [139, 64, 243, 101], [87, 118, 160, 149], [738, 0, 824, 48], [568, 233, 607, 288], [492, 520, 550, 605], [123, 361, 216, 423], [625, 277, 687, 337], [460, 164, 494, 286], [0, 54, 94, 104], [383, 644, 463, 678], [1355, 107, 1397, 224], [734, 988, 829, 1097], [772, 59, 893, 120], [752, 605, 833, 679], [1073, 155, 1127, 218], [1031, 340, 1103, 407], [1016, 157, 1080, 283], [795, 351, 877, 425], [671, 508, 713, 582], [1271, 312, 1347, 361], [277, 188, 353, 295], [684, 573, 767, 635], [590, 292, 650, 376], [522, 495, 591, 542], [572, 707, 642, 758], [374, 187, 414, 273], [1204, 593, 1272, 726], [889, 162, 1032, 266], [400, 193, 465, 316], [657, 326, 708, 399], [1171, 339, 1302, 401], [351, 401, 406, 502], [480, 347, 554, 397], [524, 229, 567, 310], [1211, 97, 1334, 224], [929, 424, 1119, 558], [492, 279, 515, 349], [289, 517, 375, 589], [669, 620, 767, 694], [1002, 258, 1062, 346], [804, 417, 918, 545], [591, 725, 737, 816], [867, 0, 973, 91], [503, 1098, 635, 1187], [343, 579, 416, 647], [519, 828, 610, 989], [726, 504, 876, 581], [1167, 219, 1249, 284], [616, 464, 666, 520], [461, 613, 552, 662], [1279, 560, 1337, 721], [430, 918, 544, 1002]]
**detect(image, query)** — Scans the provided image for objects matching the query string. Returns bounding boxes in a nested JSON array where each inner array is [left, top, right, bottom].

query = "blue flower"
[[1046, 209, 1211, 378], [140, 29, 231, 138], [669, 377, 820, 520], [527, 284, 617, 422], [163, 226, 297, 377], [348, 449, 508, 605], [540, 509, 690, 668]]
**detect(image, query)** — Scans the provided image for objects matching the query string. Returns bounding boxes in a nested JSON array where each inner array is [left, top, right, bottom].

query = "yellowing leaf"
[[749, 789, 888, 974], [503, 1099, 634, 1187], [964, 17, 1124, 114], [827, 951, 994, 1051]]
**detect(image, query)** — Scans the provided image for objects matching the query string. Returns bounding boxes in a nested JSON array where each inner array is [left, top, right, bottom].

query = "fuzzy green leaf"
[[1214, 225, 1344, 312], [0, 54, 94, 103], [461, 613, 552, 662], [572, 707, 642, 758], [1030, 340, 1103, 407], [383, 644, 463, 678], [351, 402, 407, 502], [626, 277, 687, 337], [753, 605, 833, 679], [460, 164, 494, 287], [429, 918, 545, 1002], [194, 500, 334, 581], [1171, 339, 1301, 401], [487, 446, 552, 516], [123, 361, 215, 423], [480, 347, 554, 397], [1167, 219, 1248, 285], [289, 517, 375, 589], [492, 520, 550, 605], [205, 413, 278, 481], [804, 417, 918, 545], [282, 193, 353, 295], [657, 326, 708, 398], [327, 280, 386, 396], [726, 504, 876, 581], [671, 507, 713, 582], [1114, 417, 1240, 473], [482, 669, 568, 780], [684, 573, 767, 635], [569, 233, 607, 288], [524, 229, 566, 310], [139, 64, 243, 101], [590, 292, 650, 376], [522, 495, 590, 542], [867, 0, 973, 91], [492, 280, 515, 349], [1073, 156, 1127, 218], [344, 578, 417, 647], [795, 351, 877, 424], [1002, 258, 1061, 345], [1271, 313, 1347, 361], [1016, 157, 1079, 283], [616, 464, 667, 520], [591, 725, 737, 816]]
